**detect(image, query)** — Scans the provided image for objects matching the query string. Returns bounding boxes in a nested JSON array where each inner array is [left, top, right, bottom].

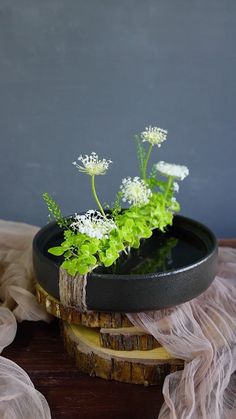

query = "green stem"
[[91, 175, 106, 217], [163, 176, 173, 204], [143, 144, 153, 181]]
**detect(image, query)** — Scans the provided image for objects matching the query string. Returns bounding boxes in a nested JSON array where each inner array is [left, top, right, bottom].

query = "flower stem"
[[164, 176, 173, 204], [91, 175, 106, 217], [143, 144, 153, 181]]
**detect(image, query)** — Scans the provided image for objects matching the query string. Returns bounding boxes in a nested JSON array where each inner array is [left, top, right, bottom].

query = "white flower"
[[156, 161, 189, 180], [141, 126, 167, 147], [70, 210, 117, 239], [173, 182, 179, 193], [72, 152, 112, 176], [120, 177, 152, 206]]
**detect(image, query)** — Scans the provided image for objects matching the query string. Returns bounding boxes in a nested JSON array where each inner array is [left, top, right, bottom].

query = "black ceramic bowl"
[[33, 215, 218, 312]]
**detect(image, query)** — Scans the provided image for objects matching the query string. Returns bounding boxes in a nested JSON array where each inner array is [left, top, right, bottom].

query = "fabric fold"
[[0, 219, 52, 419], [128, 247, 236, 419]]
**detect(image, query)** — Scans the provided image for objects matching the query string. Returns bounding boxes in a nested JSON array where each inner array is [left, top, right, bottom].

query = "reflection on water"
[[130, 237, 178, 274], [95, 228, 206, 275]]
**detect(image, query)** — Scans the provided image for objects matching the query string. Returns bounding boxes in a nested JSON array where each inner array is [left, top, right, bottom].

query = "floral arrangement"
[[43, 126, 189, 277]]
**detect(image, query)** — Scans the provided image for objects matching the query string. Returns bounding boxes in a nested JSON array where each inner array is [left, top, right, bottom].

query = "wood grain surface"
[[3, 320, 164, 419]]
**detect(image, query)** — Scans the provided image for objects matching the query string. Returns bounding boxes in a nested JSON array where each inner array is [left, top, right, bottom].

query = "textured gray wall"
[[0, 1, 236, 237]]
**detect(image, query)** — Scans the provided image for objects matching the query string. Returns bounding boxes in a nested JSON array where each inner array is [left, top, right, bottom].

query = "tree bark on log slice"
[[35, 282, 132, 328], [59, 268, 87, 311], [62, 322, 183, 386], [100, 327, 161, 351]]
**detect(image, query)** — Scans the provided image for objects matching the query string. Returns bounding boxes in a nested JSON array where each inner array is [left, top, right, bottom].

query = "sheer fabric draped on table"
[[128, 247, 236, 419], [0, 220, 51, 419]]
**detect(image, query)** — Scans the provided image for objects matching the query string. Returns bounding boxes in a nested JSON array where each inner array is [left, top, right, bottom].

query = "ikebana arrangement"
[[34, 124, 217, 385], [42, 125, 189, 277]]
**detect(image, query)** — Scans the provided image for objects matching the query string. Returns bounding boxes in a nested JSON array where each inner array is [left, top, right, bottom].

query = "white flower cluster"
[[156, 161, 189, 180], [73, 152, 112, 176], [141, 126, 168, 147], [120, 177, 152, 206], [70, 210, 117, 239]]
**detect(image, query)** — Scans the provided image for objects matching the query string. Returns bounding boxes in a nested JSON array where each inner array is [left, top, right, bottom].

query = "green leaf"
[[88, 241, 99, 254], [132, 238, 140, 248], [149, 163, 158, 179], [48, 246, 65, 256], [120, 229, 133, 242], [42, 192, 67, 228], [103, 254, 118, 267], [90, 256, 97, 266], [63, 250, 73, 259], [61, 258, 78, 276], [61, 260, 72, 270], [74, 233, 89, 246], [61, 240, 72, 250], [111, 191, 122, 216], [141, 228, 152, 239], [106, 247, 117, 259], [76, 264, 89, 275], [80, 244, 90, 256]]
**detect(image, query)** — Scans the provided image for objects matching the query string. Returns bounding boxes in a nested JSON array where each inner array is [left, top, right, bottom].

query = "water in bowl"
[[94, 227, 206, 275]]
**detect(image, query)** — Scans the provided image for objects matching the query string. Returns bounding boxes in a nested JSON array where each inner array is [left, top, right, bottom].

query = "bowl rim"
[[33, 214, 218, 280]]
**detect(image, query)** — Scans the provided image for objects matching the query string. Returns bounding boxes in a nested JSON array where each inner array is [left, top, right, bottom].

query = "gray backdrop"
[[0, 0, 235, 237]]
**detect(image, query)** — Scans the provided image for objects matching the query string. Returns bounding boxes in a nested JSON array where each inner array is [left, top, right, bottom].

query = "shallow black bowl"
[[33, 215, 218, 312]]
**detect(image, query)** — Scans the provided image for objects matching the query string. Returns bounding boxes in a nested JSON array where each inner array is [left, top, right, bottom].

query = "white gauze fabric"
[[128, 246, 236, 419], [0, 220, 52, 419]]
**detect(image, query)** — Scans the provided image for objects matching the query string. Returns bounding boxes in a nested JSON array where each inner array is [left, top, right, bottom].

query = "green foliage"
[[42, 193, 68, 228], [149, 163, 158, 180], [134, 134, 146, 178], [44, 130, 184, 277], [111, 191, 122, 216], [48, 188, 180, 276]]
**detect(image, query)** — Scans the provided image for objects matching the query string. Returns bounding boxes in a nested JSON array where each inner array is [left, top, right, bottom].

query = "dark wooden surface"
[[2, 240, 234, 419], [3, 320, 164, 419]]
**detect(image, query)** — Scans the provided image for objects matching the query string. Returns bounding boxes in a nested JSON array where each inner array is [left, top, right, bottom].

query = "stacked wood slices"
[[36, 283, 183, 385]]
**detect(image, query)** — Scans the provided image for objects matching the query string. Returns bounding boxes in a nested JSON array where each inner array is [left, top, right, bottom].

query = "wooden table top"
[[2, 240, 235, 419], [3, 320, 164, 419]]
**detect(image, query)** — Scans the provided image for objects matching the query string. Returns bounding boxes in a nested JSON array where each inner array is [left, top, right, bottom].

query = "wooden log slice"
[[36, 282, 132, 328], [62, 322, 183, 386], [99, 327, 161, 351]]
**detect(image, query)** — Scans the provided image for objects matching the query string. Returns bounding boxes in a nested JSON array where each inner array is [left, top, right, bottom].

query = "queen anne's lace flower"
[[120, 177, 152, 206], [141, 126, 167, 147], [156, 161, 189, 180], [70, 210, 117, 239], [72, 152, 112, 176]]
